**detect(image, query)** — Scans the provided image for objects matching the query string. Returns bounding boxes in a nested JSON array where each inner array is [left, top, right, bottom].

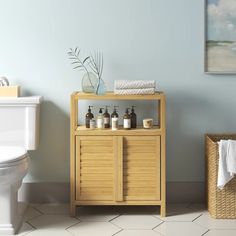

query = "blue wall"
[[0, 0, 235, 182]]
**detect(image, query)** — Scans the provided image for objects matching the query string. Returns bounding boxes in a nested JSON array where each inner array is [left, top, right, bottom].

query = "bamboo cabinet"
[[70, 92, 166, 217]]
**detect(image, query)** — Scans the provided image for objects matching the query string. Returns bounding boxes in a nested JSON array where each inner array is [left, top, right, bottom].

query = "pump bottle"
[[85, 106, 94, 128], [123, 108, 131, 130], [130, 106, 137, 128], [111, 106, 119, 130], [103, 106, 110, 128], [97, 108, 104, 129]]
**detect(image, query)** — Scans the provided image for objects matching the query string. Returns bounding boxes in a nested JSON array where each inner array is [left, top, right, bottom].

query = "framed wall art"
[[205, 0, 236, 73]]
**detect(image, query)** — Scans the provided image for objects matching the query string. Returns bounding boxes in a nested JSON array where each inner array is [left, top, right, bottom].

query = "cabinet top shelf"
[[72, 91, 164, 100], [74, 125, 163, 136]]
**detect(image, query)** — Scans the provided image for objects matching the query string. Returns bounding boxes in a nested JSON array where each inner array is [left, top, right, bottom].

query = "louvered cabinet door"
[[76, 136, 115, 201], [123, 136, 161, 201]]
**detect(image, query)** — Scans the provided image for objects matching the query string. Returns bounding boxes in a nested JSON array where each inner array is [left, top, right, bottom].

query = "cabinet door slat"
[[81, 147, 113, 153]]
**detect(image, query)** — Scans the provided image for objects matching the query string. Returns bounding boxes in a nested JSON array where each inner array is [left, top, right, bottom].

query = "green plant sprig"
[[68, 47, 94, 89], [68, 47, 90, 72]]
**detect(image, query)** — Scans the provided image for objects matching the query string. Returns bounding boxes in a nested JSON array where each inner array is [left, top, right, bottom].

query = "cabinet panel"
[[123, 136, 161, 201], [76, 136, 115, 201], [76, 135, 161, 202]]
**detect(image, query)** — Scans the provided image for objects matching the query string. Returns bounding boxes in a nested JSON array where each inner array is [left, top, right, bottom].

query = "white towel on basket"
[[227, 140, 236, 174], [114, 80, 155, 89], [217, 140, 236, 189]]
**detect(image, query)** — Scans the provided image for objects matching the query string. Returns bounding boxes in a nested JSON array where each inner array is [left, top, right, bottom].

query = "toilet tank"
[[0, 96, 43, 150]]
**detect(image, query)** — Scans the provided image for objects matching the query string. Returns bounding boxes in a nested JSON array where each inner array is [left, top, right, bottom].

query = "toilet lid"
[[0, 146, 28, 164]]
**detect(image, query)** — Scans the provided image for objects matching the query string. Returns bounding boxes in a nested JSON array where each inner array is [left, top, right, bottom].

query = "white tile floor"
[[14, 203, 236, 236]]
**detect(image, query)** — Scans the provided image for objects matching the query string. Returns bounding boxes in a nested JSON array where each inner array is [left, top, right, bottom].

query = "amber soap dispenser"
[[103, 106, 110, 128], [111, 106, 119, 130], [85, 106, 94, 128], [130, 106, 137, 128], [123, 108, 131, 130]]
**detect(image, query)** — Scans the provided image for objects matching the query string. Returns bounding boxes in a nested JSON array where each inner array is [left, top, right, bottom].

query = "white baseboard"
[[19, 182, 205, 204]]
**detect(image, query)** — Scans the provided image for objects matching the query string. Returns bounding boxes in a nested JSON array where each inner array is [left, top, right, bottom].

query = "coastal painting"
[[205, 0, 236, 73]]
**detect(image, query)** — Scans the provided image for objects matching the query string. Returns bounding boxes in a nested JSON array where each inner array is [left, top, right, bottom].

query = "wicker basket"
[[206, 134, 236, 219]]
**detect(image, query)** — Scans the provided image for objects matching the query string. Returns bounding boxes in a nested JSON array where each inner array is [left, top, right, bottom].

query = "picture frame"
[[205, 0, 236, 74]]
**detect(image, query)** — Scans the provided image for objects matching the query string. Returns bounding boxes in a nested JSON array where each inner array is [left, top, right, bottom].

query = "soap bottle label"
[[89, 119, 96, 129], [123, 119, 131, 129], [86, 118, 91, 128], [97, 119, 103, 129], [104, 117, 110, 125], [112, 117, 118, 130]]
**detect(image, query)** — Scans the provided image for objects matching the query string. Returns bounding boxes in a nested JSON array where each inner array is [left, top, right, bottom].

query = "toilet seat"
[[0, 146, 28, 165]]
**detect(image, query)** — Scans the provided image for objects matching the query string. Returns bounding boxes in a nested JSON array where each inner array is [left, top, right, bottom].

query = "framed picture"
[[205, 0, 236, 73]]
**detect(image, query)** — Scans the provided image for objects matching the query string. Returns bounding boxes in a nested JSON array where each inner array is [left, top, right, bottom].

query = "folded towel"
[[114, 88, 155, 95], [114, 80, 155, 89], [217, 139, 236, 189], [217, 140, 233, 189], [227, 140, 236, 174]]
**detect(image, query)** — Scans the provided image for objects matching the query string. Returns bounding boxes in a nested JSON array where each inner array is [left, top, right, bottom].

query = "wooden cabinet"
[[70, 92, 166, 216]]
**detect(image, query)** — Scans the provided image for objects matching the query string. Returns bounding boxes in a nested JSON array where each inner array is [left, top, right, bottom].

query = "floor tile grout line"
[[65, 220, 123, 236], [19, 222, 36, 236], [24, 221, 37, 230], [112, 229, 123, 236], [201, 229, 210, 236], [192, 213, 203, 222], [65, 221, 81, 231], [30, 205, 45, 215], [109, 212, 125, 227], [24, 213, 42, 222], [152, 221, 165, 230], [191, 219, 209, 235], [109, 220, 123, 230], [109, 214, 122, 222]]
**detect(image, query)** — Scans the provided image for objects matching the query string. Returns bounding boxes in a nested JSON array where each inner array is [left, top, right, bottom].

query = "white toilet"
[[0, 96, 42, 235]]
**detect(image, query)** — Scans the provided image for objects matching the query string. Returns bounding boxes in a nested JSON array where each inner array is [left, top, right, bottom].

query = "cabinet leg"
[[70, 204, 76, 217], [160, 204, 166, 217]]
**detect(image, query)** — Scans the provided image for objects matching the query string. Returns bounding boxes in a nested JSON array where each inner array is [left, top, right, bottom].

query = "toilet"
[[0, 96, 42, 235]]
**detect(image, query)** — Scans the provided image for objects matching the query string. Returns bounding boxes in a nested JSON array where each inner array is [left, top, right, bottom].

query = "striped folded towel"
[[114, 88, 155, 95], [114, 80, 155, 89]]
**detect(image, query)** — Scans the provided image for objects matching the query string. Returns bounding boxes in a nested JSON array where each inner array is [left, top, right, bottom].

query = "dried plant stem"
[[88, 51, 103, 94], [68, 48, 95, 90]]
